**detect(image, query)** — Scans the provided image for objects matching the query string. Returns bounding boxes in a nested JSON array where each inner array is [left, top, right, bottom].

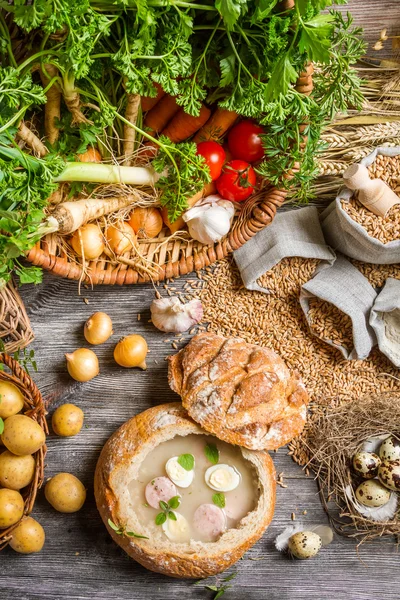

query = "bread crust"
[[168, 333, 309, 450], [94, 403, 276, 578]]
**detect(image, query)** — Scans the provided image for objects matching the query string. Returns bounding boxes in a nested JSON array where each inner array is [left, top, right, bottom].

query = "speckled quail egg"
[[352, 452, 381, 479], [205, 464, 240, 492], [162, 512, 191, 543], [165, 457, 194, 488], [355, 479, 391, 507], [378, 460, 400, 492], [379, 435, 400, 462], [288, 531, 322, 560]]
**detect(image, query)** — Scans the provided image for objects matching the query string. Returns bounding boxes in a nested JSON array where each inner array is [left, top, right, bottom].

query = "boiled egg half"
[[166, 456, 194, 488], [162, 512, 191, 543], [205, 464, 240, 492]]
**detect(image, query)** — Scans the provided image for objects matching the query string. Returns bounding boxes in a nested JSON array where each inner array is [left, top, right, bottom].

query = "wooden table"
[[2, 4, 400, 598]]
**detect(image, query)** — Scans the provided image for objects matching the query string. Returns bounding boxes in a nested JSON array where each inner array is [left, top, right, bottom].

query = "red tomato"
[[196, 141, 226, 181], [216, 160, 256, 202], [228, 120, 264, 163]]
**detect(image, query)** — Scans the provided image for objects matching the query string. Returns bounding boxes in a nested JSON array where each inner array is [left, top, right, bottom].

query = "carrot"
[[77, 147, 102, 163], [161, 104, 211, 144], [17, 122, 48, 157], [123, 92, 141, 165], [39, 64, 61, 145], [51, 195, 138, 235], [192, 108, 238, 143], [144, 94, 180, 137], [161, 181, 216, 233], [141, 83, 165, 112]]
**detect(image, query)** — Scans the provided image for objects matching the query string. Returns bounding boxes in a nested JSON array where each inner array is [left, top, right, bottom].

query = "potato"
[[0, 451, 35, 490], [0, 488, 24, 529], [52, 403, 84, 437], [9, 516, 45, 554], [0, 381, 24, 419], [1, 414, 45, 456], [45, 473, 86, 513]]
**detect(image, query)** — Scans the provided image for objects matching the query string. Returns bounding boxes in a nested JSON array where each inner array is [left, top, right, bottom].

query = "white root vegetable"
[[123, 93, 141, 165], [17, 122, 48, 157], [50, 195, 139, 235]]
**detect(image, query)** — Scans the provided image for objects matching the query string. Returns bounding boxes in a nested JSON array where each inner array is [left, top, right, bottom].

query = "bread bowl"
[[94, 403, 276, 578]]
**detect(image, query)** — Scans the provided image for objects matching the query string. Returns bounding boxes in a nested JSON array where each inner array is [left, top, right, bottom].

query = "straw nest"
[[301, 394, 400, 544]]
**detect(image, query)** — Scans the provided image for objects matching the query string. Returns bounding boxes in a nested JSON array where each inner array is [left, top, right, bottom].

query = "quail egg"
[[205, 464, 240, 492], [352, 452, 381, 479], [378, 460, 400, 491], [288, 531, 322, 560], [379, 435, 400, 462], [165, 456, 194, 488], [355, 479, 391, 507], [162, 512, 191, 543]]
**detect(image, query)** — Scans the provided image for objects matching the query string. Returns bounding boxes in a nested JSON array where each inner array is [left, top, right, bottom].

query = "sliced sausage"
[[193, 503, 227, 541], [145, 476, 177, 509]]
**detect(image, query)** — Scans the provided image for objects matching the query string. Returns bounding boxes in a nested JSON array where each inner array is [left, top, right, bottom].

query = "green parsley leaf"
[[159, 500, 169, 511], [126, 531, 149, 539], [298, 14, 334, 63], [155, 512, 167, 526], [177, 453, 195, 471], [168, 511, 177, 521], [219, 55, 236, 88], [212, 493, 226, 509], [205, 443, 219, 465]]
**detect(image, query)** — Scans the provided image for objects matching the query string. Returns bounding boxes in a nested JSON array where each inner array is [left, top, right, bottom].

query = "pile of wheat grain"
[[340, 155, 400, 244], [199, 257, 400, 411], [307, 298, 353, 349]]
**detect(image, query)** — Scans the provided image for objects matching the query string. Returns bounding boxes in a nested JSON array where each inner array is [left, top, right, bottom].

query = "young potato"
[[1, 415, 45, 456], [0, 488, 24, 528], [45, 473, 86, 513], [0, 381, 24, 419], [52, 404, 84, 437], [9, 516, 45, 554], [0, 451, 35, 490]]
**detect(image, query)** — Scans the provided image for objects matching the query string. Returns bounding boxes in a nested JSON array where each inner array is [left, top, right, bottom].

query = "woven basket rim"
[[0, 353, 47, 551]]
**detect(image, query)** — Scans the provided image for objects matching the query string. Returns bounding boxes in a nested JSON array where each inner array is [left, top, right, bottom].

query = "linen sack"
[[370, 277, 400, 367], [299, 256, 377, 360], [321, 147, 400, 264], [234, 207, 336, 292]]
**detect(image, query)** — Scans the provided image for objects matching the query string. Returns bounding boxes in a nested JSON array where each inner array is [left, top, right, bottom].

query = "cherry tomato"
[[196, 141, 226, 181], [228, 120, 264, 163], [216, 160, 256, 202]]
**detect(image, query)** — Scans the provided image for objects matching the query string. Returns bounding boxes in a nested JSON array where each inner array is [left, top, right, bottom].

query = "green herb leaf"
[[155, 512, 167, 526], [223, 571, 237, 582], [0, 417, 4, 435], [168, 511, 177, 521], [168, 495, 181, 510], [205, 443, 219, 465], [177, 453, 195, 471], [126, 531, 149, 539], [212, 493, 226, 509], [159, 500, 169, 511]]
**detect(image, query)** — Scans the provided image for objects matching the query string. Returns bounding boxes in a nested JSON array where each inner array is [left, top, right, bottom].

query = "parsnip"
[[17, 122, 48, 157], [123, 93, 141, 165], [40, 64, 61, 145]]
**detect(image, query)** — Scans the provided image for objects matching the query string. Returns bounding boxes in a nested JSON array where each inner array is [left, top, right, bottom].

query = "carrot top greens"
[[0, 0, 365, 284]]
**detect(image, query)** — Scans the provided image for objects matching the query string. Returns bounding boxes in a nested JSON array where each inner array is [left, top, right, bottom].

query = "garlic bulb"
[[151, 297, 203, 333], [183, 195, 235, 245]]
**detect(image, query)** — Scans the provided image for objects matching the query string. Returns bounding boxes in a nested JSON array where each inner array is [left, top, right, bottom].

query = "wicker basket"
[[26, 35, 313, 285], [0, 280, 34, 353], [0, 353, 47, 551]]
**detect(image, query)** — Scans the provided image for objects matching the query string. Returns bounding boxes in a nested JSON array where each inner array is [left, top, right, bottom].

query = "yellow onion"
[[84, 312, 113, 345], [128, 207, 163, 239], [106, 222, 136, 255], [65, 348, 99, 381], [71, 224, 105, 260], [114, 335, 148, 369]]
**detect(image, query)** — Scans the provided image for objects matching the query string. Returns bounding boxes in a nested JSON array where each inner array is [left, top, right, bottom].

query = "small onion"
[[114, 335, 148, 369], [106, 222, 136, 255], [128, 207, 163, 239], [71, 224, 105, 260], [65, 348, 99, 382], [84, 312, 113, 345], [77, 147, 102, 163]]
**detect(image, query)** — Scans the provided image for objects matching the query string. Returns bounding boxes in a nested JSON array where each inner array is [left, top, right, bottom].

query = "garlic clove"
[[183, 196, 235, 245], [150, 297, 203, 333]]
